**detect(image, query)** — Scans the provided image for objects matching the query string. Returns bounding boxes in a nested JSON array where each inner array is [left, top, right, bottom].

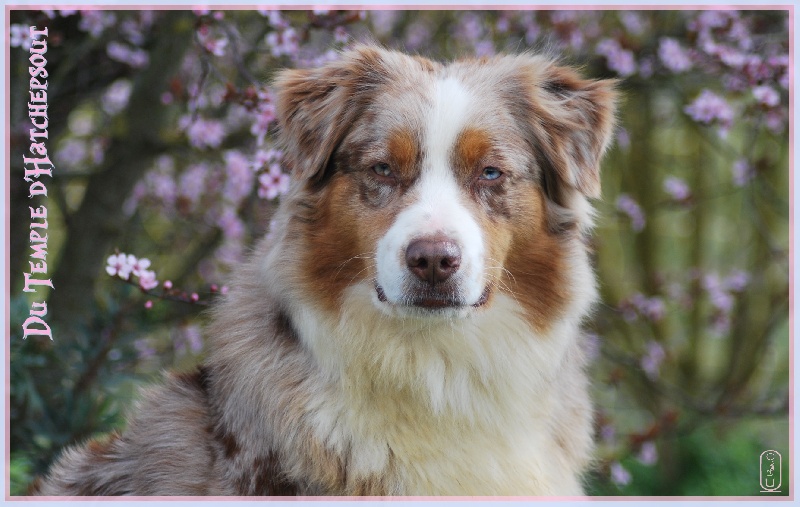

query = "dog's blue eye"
[[373, 163, 393, 177], [480, 167, 502, 181]]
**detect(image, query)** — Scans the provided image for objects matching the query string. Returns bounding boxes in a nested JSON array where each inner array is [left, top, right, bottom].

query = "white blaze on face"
[[375, 77, 486, 307]]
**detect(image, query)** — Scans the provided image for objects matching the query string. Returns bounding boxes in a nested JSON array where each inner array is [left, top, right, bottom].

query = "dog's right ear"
[[274, 45, 388, 185]]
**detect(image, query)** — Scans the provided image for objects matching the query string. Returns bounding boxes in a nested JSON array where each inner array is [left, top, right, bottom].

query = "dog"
[[33, 44, 616, 496]]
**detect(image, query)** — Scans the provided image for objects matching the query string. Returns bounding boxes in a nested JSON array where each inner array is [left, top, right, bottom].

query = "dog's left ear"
[[524, 60, 618, 200], [273, 45, 389, 185]]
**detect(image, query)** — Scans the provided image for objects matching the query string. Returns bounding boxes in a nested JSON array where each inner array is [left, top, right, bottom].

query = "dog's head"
[[274, 45, 616, 331]]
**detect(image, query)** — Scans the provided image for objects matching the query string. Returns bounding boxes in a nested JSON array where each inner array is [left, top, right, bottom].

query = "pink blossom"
[[626, 293, 665, 321], [254, 148, 283, 170], [216, 209, 245, 240], [222, 150, 255, 204], [120, 19, 145, 46], [765, 110, 786, 134], [616, 194, 646, 232], [185, 118, 226, 150], [106, 253, 134, 280], [251, 103, 277, 145], [779, 72, 789, 90], [684, 90, 734, 134], [102, 80, 133, 115], [495, 16, 510, 33], [260, 10, 289, 29], [753, 85, 780, 107], [610, 462, 632, 487], [658, 38, 692, 73], [149, 169, 178, 203], [179, 163, 211, 205], [138, 270, 159, 291], [688, 10, 737, 33], [600, 424, 616, 443], [703, 273, 735, 313], [333, 26, 349, 44], [640, 341, 666, 380], [642, 297, 665, 321], [266, 28, 300, 58], [258, 164, 291, 200], [596, 38, 637, 77], [620, 12, 647, 35], [550, 10, 579, 24], [91, 138, 107, 165], [56, 139, 87, 169], [163, 280, 173, 290], [724, 270, 750, 292], [731, 159, 754, 187], [106, 41, 149, 68], [616, 128, 630, 151], [637, 442, 658, 465], [130, 257, 151, 278], [78, 11, 117, 38], [474, 40, 495, 57], [10, 25, 32, 50], [198, 27, 228, 57], [716, 46, 747, 68], [729, 20, 753, 51], [663, 176, 691, 201]]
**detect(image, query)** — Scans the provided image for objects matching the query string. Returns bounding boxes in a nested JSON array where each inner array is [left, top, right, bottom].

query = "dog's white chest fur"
[[291, 285, 589, 495]]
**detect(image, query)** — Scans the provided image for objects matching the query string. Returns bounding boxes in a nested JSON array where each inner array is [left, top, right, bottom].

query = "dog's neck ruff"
[[278, 279, 591, 495]]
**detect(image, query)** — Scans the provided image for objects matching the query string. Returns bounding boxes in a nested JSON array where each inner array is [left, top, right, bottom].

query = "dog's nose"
[[405, 237, 461, 284]]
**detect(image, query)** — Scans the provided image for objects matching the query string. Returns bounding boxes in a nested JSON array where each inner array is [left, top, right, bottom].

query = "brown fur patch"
[[236, 451, 298, 496], [213, 424, 241, 459], [502, 186, 570, 332], [454, 127, 493, 179], [294, 179, 365, 313], [387, 128, 419, 177]]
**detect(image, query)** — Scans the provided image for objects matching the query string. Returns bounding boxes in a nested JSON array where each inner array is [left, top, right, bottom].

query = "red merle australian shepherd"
[[35, 44, 617, 496]]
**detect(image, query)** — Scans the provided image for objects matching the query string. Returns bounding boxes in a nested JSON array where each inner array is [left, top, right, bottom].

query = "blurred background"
[[7, 9, 790, 496]]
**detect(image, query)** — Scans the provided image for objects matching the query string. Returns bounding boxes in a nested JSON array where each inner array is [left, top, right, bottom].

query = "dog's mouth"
[[375, 284, 491, 310]]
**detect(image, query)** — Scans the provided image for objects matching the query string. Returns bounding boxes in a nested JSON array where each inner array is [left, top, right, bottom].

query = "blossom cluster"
[[616, 194, 646, 232], [106, 252, 158, 291], [701, 270, 750, 335], [619, 293, 666, 323]]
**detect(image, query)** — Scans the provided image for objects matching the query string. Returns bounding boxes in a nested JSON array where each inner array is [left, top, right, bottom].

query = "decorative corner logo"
[[759, 450, 782, 493]]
